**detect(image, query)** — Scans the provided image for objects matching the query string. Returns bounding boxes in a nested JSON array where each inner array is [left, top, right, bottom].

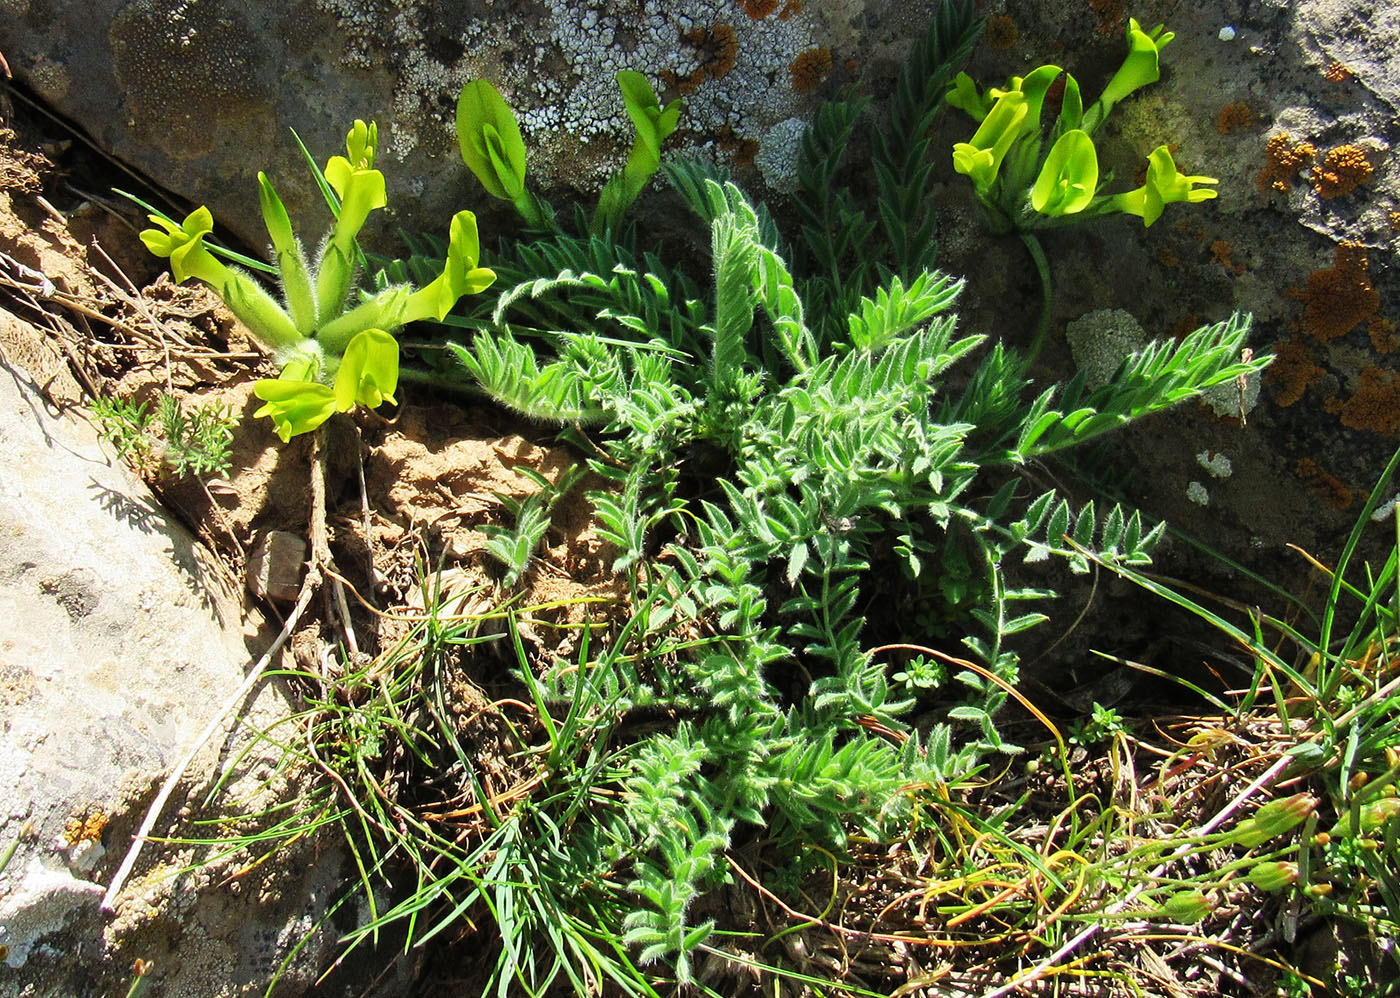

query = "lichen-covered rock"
[[0, 0, 939, 244], [2, 0, 1397, 583]]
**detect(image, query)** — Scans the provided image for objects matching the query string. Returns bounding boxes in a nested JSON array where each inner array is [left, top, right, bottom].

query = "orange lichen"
[[1267, 338, 1326, 407], [777, 0, 803, 19], [1324, 61, 1352, 83], [677, 24, 739, 94], [1256, 132, 1317, 193], [716, 125, 759, 167], [1210, 239, 1244, 275], [1216, 101, 1254, 135], [1301, 242, 1379, 341], [1368, 317, 1400, 355], [1390, 210, 1400, 231], [64, 810, 108, 846], [740, 0, 778, 18], [1294, 458, 1354, 509], [1327, 366, 1400, 436], [1312, 144, 1372, 199], [1169, 312, 1199, 341], [789, 46, 833, 93], [1157, 245, 1179, 268], [1317, 473, 1355, 508], [987, 15, 1020, 50]]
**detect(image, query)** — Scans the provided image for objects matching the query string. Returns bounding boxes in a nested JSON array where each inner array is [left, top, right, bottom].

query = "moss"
[[1301, 242, 1379, 341], [1256, 132, 1316, 194], [1312, 144, 1372, 199]]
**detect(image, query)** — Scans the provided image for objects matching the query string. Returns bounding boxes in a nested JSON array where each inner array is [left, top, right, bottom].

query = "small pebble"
[[1218, 26, 1237, 41]]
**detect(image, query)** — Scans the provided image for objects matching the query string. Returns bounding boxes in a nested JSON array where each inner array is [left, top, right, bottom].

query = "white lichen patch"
[[1199, 368, 1261, 421], [755, 117, 808, 193], [1372, 494, 1399, 522], [1186, 481, 1211, 506], [1065, 309, 1147, 390], [1196, 450, 1233, 478]]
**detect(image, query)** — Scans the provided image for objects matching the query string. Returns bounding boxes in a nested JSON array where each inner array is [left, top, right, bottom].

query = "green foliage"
[[481, 465, 587, 587], [792, 0, 983, 347], [225, 6, 1272, 988], [457, 73, 681, 236], [437, 150, 1266, 971], [91, 392, 235, 478], [1066, 701, 1127, 746]]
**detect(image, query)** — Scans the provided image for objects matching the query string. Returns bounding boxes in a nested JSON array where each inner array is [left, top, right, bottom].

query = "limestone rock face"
[[0, 0, 938, 244], [931, 0, 1399, 587], [0, 336, 335, 996]]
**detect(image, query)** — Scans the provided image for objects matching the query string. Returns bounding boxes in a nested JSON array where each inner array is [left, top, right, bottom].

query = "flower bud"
[[1246, 861, 1299, 891], [1231, 794, 1317, 847], [1160, 890, 1212, 923], [1331, 797, 1400, 837]]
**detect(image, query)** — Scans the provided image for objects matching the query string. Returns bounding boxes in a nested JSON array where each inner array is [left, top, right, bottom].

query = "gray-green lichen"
[[1065, 308, 1147, 390], [109, 0, 274, 158]]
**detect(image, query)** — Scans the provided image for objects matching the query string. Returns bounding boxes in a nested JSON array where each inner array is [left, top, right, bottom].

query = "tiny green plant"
[[480, 464, 587, 587], [138, 120, 496, 441], [1066, 701, 1127, 746], [91, 392, 236, 478]]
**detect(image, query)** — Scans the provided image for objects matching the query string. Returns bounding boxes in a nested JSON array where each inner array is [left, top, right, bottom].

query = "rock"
[[0, 0, 941, 246], [0, 328, 338, 995], [246, 530, 307, 605]]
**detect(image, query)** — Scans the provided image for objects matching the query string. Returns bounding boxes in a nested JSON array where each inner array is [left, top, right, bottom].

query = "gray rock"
[[0, 0, 940, 245], [0, 326, 337, 996]]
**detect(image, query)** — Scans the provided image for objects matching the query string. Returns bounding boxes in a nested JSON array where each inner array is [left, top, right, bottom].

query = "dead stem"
[[101, 558, 318, 911]]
